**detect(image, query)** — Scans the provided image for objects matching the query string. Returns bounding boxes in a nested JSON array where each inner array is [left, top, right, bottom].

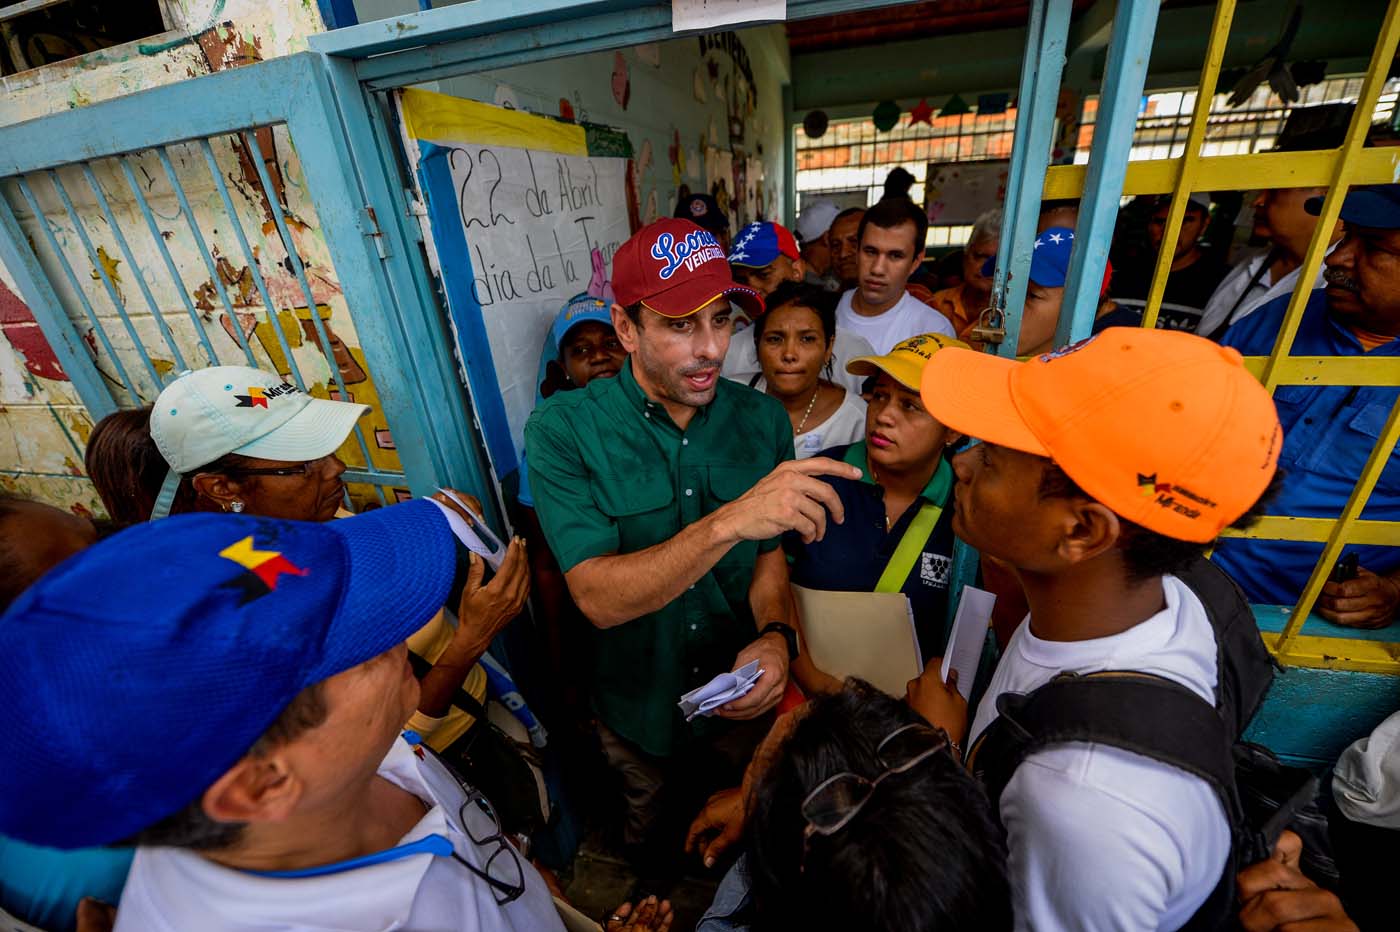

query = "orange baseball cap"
[[919, 328, 1282, 542]]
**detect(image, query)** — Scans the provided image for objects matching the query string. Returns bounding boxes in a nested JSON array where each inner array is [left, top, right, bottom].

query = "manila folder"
[[791, 584, 923, 697]]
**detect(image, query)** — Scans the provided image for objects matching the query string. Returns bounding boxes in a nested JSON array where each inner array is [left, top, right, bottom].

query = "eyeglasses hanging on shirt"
[[244, 735, 526, 905]]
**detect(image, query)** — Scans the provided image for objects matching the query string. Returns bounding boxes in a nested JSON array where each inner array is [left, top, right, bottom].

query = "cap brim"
[[1306, 189, 1400, 228], [234, 396, 369, 463], [310, 499, 458, 683], [729, 253, 779, 269], [643, 275, 765, 318], [846, 355, 923, 392], [919, 348, 1048, 455]]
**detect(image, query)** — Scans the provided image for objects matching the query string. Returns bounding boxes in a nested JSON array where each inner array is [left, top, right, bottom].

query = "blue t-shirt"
[[784, 442, 957, 660], [0, 836, 132, 932], [1211, 289, 1400, 604]]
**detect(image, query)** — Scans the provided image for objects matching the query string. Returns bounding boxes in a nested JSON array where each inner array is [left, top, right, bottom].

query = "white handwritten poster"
[[399, 90, 633, 469]]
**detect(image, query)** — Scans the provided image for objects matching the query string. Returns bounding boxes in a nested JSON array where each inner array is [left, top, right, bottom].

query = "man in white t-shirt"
[[835, 198, 954, 354], [0, 503, 664, 932], [911, 327, 1283, 930]]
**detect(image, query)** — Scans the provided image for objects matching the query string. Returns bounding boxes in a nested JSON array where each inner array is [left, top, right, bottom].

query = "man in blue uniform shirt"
[[1213, 183, 1400, 627]]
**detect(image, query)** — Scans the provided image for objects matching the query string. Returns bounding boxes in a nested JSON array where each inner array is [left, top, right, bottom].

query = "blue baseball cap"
[[1305, 184, 1400, 229], [0, 500, 457, 849], [729, 221, 801, 268], [981, 226, 1077, 287], [549, 293, 614, 350]]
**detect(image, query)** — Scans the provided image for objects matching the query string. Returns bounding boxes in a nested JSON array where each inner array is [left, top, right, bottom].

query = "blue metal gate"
[[0, 52, 495, 514]]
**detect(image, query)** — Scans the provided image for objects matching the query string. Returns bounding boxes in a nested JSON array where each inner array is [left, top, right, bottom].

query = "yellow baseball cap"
[[846, 333, 971, 392]]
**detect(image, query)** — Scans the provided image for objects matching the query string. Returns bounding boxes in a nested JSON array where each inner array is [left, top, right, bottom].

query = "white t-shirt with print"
[[115, 736, 565, 932], [968, 574, 1231, 932], [834, 289, 955, 355]]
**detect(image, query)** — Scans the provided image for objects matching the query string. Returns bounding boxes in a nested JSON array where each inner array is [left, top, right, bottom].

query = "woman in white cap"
[[87, 366, 367, 523]]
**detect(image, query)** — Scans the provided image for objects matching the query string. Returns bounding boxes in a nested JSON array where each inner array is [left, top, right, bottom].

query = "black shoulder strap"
[[968, 671, 1246, 932], [969, 672, 1240, 821], [408, 649, 488, 721], [1176, 557, 1277, 735]]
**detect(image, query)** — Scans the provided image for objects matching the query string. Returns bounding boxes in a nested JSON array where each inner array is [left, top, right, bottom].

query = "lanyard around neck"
[[245, 832, 456, 879]]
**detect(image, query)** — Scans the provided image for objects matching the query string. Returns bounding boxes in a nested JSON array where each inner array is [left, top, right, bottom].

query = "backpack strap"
[[968, 671, 1241, 823], [874, 500, 943, 593], [968, 671, 1245, 932]]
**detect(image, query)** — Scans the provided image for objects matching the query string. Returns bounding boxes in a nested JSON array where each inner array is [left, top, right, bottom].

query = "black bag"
[[967, 558, 1337, 930], [408, 651, 549, 837]]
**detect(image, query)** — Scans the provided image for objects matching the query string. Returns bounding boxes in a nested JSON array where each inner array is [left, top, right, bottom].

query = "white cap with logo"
[[148, 366, 369, 518]]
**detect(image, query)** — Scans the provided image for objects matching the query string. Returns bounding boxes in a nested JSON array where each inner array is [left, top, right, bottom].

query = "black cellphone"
[[1330, 553, 1360, 584]]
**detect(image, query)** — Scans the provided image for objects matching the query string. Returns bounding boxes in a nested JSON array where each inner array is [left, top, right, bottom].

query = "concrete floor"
[[560, 827, 722, 931]]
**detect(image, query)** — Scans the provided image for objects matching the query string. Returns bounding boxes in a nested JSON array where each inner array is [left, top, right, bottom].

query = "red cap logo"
[[612, 218, 764, 319]]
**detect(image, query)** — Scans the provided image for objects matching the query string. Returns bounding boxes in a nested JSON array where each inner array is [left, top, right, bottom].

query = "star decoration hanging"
[[909, 98, 935, 127]]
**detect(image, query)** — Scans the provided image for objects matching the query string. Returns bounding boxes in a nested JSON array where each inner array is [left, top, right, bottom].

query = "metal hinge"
[[361, 206, 390, 259]]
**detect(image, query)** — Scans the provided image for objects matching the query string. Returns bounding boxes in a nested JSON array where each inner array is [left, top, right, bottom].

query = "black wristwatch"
[[760, 621, 799, 660]]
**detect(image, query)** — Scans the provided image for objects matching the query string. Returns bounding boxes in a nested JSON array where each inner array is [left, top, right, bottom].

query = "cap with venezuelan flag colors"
[[729, 221, 800, 268], [847, 332, 970, 392], [612, 218, 764, 319], [0, 501, 458, 849], [920, 327, 1281, 542]]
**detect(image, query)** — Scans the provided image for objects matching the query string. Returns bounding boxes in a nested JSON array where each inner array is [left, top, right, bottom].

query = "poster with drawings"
[[924, 159, 1010, 226]]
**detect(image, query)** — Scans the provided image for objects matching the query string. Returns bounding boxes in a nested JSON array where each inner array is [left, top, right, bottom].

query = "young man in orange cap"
[[523, 218, 861, 890], [908, 327, 1282, 930]]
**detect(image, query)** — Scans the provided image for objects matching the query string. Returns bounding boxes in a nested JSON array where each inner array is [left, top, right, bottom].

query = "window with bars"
[[794, 74, 1400, 248], [1075, 75, 1400, 162]]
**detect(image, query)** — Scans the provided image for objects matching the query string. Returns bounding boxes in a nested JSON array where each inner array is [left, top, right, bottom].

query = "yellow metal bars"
[[1039, 0, 1400, 672], [1140, 0, 1236, 331], [1276, 395, 1400, 653], [1260, 0, 1400, 394]]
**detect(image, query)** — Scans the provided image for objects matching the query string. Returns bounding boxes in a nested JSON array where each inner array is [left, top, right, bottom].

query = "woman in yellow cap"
[[784, 333, 966, 696]]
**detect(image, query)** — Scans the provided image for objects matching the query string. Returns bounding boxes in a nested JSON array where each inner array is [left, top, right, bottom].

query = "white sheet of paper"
[[942, 586, 996, 700], [424, 494, 505, 571], [678, 660, 763, 720], [673, 0, 786, 32]]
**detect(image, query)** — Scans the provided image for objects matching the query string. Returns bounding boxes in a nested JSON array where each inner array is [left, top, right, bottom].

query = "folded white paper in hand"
[[424, 489, 506, 571], [678, 660, 763, 721]]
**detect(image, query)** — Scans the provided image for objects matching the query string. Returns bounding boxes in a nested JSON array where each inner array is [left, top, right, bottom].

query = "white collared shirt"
[[1196, 246, 1332, 337], [115, 737, 565, 932]]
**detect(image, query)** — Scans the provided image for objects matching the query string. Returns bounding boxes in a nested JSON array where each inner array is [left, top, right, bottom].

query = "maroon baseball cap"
[[612, 218, 765, 319]]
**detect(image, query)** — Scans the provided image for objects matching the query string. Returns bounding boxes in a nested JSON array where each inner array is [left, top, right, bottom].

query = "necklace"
[[793, 385, 821, 436]]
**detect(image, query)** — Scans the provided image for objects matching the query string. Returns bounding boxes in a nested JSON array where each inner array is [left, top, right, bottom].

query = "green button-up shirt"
[[524, 359, 793, 756]]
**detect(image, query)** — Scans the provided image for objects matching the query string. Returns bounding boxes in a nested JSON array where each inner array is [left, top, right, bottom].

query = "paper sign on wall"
[[673, 0, 785, 32], [398, 89, 632, 472]]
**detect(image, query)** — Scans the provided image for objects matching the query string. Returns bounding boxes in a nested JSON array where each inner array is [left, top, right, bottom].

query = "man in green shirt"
[[525, 218, 860, 884]]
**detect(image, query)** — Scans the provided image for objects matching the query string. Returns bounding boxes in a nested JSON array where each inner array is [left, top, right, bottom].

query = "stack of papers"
[[678, 661, 763, 721]]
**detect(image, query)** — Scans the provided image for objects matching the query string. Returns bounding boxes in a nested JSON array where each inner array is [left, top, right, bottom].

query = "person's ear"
[[611, 303, 640, 354], [790, 257, 806, 281], [1055, 500, 1122, 566], [191, 472, 248, 511], [540, 359, 571, 399], [943, 429, 965, 449], [201, 750, 304, 826]]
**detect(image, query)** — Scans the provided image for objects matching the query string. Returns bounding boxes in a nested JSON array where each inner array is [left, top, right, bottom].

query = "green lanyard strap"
[[875, 501, 943, 593]]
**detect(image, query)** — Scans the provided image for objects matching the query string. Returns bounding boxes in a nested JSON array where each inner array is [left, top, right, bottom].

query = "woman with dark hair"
[[750, 281, 865, 458], [85, 365, 368, 524], [693, 680, 1011, 932]]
